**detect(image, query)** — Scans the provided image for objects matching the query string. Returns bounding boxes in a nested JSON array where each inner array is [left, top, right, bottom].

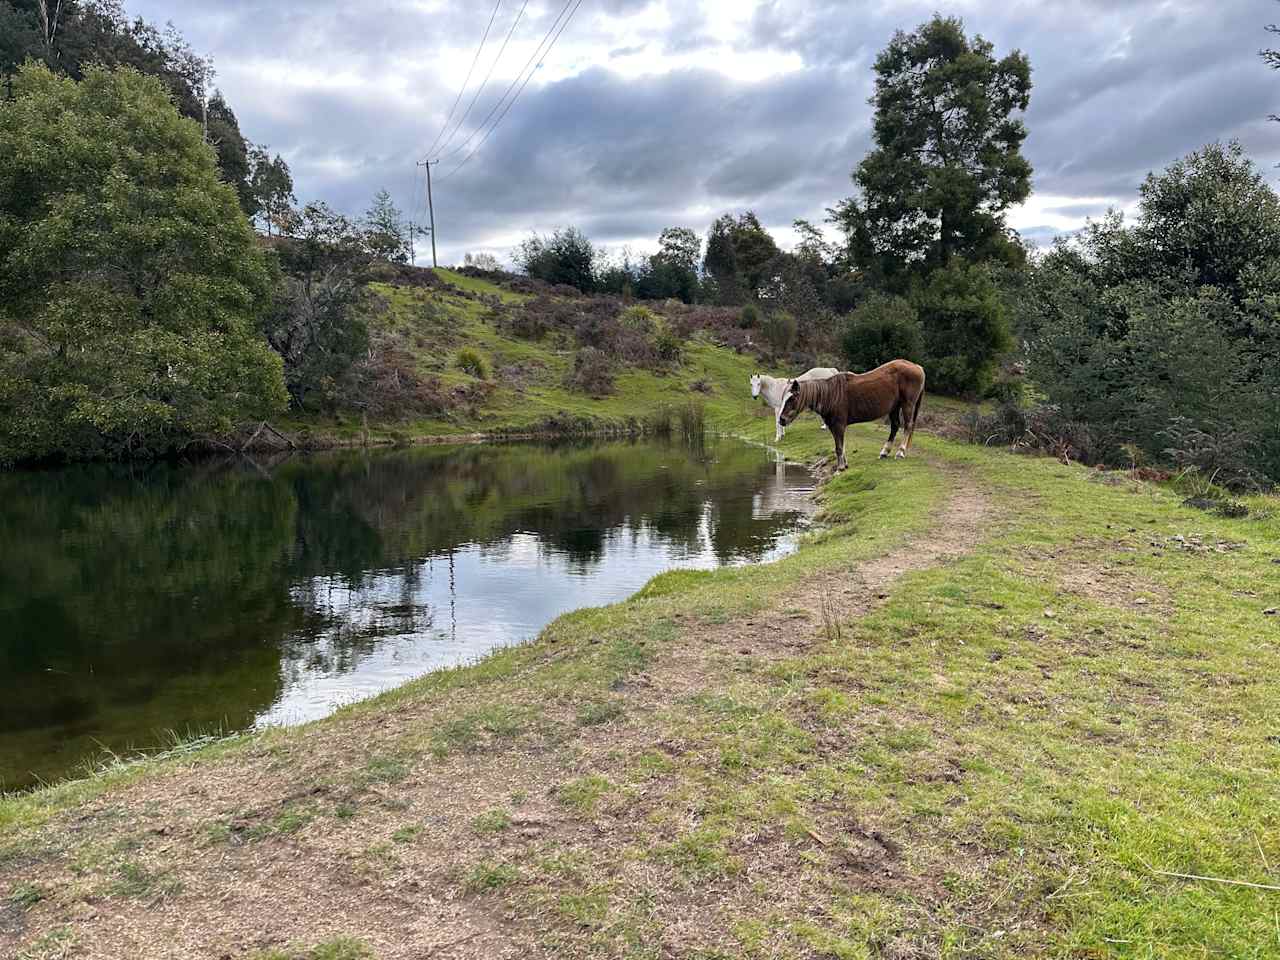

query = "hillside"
[[279, 268, 807, 446]]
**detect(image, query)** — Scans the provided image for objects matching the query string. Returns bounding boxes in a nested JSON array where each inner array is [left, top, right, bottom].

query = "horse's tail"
[[913, 387, 924, 423]]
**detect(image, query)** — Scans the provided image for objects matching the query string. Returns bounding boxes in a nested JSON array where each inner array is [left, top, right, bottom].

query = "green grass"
[[464, 860, 519, 892]]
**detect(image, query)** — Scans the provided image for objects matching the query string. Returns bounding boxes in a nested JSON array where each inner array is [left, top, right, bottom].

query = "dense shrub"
[[1018, 143, 1280, 485], [565, 347, 615, 396], [618, 305, 658, 333], [760, 311, 798, 358], [841, 294, 922, 372], [911, 259, 1011, 396], [353, 347, 447, 419], [738, 304, 761, 329], [654, 327, 684, 365], [456, 348, 489, 379]]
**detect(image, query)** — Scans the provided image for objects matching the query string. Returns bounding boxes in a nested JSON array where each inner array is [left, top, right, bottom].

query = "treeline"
[[507, 14, 1280, 486], [507, 17, 1031, 400], [0, 58, 422, 464]]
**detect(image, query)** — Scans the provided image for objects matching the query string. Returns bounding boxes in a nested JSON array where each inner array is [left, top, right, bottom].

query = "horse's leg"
[[880, 405, 900, 459], [774, 409, 784, 443], [898, 389, 921, 458], [832, 421, 847, 471]]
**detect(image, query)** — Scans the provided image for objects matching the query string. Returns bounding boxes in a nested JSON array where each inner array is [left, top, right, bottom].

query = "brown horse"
[[776, 360, 926, 471]]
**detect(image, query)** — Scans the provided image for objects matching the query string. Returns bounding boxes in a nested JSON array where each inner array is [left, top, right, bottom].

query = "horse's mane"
[[793, 374, 844, 415]]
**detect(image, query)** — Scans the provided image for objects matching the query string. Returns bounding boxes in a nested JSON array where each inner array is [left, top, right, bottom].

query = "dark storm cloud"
[[128, 0, 1280, 261]]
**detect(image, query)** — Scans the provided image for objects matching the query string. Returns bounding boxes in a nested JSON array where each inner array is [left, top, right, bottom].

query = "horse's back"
[[841, 360, 924, 421]]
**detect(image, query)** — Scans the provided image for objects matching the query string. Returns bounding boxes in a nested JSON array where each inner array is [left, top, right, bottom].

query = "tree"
[[249, 145, 295, 237], [0, 1, 256, 192], [364, 188, 409, 264], [265, 204, 373, 409], [702, 212, 782, 304], [515, 226, 596, 292], [831, 15, 1032, 286], [637, 226, 701, 303], [0, 63, 287, 463], [1128, 141, 1280, 310], [205, 91, 253, 215], [464, 251, 502, 271], [703, 215, 743, 305], [731, 211, 782, 298]]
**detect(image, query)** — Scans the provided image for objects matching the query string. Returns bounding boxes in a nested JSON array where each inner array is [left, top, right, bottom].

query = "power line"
[[437, 0, 579, 166], [421, 0, 503, 162], [434, 0, 531, 160], [442, 0, 585, 179]]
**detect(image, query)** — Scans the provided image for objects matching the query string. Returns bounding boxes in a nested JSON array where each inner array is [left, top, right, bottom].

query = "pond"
[[0, 437, 815, 790]]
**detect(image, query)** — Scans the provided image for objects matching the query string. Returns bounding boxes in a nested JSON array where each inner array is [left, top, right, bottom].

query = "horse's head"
[[749, 373, 762, 398], [777, 380, 803, 426]]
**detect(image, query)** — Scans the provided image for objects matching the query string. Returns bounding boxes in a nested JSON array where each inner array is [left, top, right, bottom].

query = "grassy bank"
[[4, 409, 1279, 957], [277, 269, 764, 447]]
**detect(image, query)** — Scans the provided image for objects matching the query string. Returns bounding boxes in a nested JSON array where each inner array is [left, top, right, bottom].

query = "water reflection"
[[0, 438, 813, 789]]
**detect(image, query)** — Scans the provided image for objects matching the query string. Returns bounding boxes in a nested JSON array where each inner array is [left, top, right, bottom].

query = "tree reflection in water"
[[0, 438, 813, 789]]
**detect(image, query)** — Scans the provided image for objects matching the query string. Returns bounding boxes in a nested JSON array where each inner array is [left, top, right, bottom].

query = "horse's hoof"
[[896, 451, 906, 460], [878, 452, 887, 460]]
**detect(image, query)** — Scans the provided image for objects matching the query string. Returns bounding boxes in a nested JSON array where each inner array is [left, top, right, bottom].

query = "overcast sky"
[[131, 0, 1280, 266]]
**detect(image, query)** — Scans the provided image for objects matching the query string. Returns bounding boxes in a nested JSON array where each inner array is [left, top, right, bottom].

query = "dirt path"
[[6, 458, 993, 960]]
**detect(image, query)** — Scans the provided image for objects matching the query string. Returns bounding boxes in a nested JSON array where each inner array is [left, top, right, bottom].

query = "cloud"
[[127, 0, 1280, 262]]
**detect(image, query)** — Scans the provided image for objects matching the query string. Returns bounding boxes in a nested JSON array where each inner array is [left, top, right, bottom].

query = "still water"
[[0, 438, 814, 790]]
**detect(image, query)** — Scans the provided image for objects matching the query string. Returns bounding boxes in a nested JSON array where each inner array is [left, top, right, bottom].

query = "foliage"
[[831, 14, 1032, 286], [565, 347, 615, 396], [636, 227, 701, 303], [205, 92, 254, 215], [0, 63, 286, 463], [654, 326, 684, 365], [841, 294, 923, 372], [249, 145, 295, 237], [1022, 142, 1280, 484], [618, 305, 657, 333], [760, 311, 798, 359], [456, 347, 489, 379], [911, 259, 1011, 395], [738, 304, 760, 329], [0, 0, 254, 203], [516, 226, 596, 292], [703, 211, 782, 304], [364, 189, 410, 264], [464, 252, 502, 271], [264, 203, 373, 409]]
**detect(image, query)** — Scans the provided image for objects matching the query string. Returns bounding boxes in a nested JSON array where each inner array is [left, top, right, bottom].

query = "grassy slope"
[[3, 291, 1279, 957], [281, 270, 780, 443]]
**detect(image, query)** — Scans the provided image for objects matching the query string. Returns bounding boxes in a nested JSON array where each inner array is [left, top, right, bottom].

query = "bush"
[[654, 327, 684, 365], [912, 260, 1012, 396], [841, 294, 922, 372], [456, 347, 489, 379], [515, 226, 596, 292], [760, 311, 798, 358], [565, 347, 615, 396], [619, 305, 657, 333], [738, 304, 761, 329]]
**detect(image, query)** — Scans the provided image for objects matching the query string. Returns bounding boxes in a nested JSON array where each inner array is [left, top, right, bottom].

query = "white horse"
[[750, 368, 840, 441]]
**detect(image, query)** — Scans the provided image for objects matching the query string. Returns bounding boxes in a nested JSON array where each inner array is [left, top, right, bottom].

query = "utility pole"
[[416, 159, 439, 268], [408, 221, 416, 266]]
